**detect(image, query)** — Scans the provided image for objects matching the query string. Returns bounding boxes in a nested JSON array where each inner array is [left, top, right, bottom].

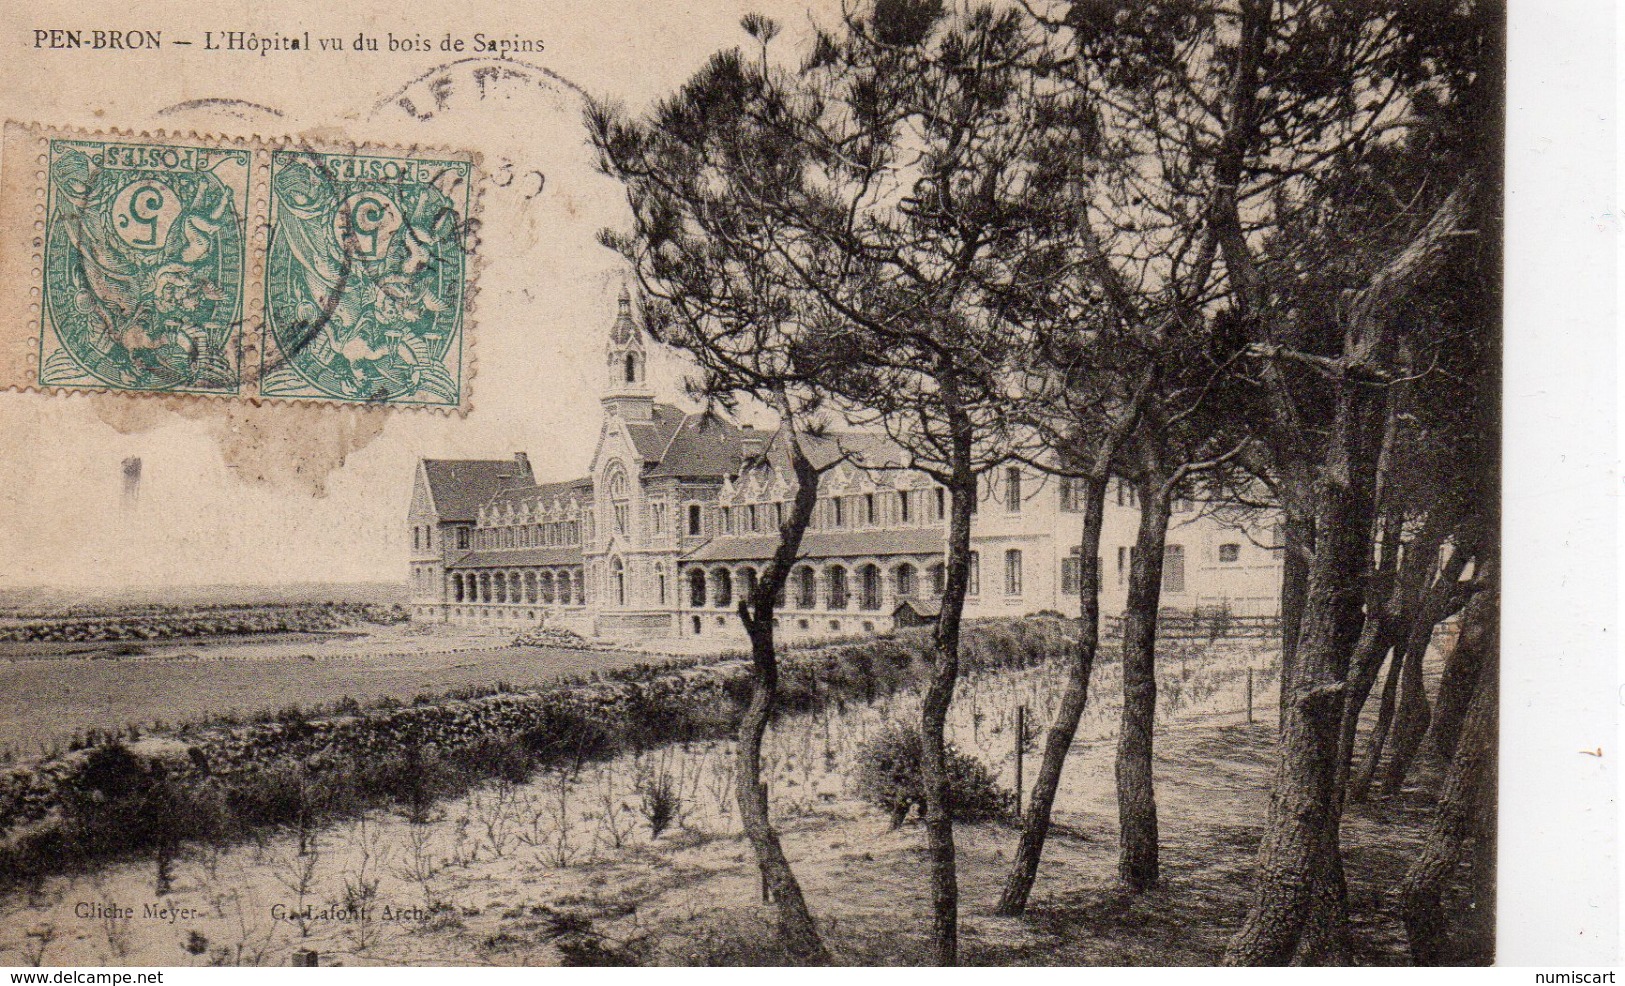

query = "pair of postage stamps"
[[3, 125, 475, 408]]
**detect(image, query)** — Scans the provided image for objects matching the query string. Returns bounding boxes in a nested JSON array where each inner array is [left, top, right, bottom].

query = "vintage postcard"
[[0, 0, 1608, 974]]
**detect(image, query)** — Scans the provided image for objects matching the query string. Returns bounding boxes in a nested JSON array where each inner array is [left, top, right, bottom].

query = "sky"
[[0, 0, 829, 589]]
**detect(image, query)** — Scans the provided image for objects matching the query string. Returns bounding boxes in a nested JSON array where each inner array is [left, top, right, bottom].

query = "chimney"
[[740, 436, 766, 467], [509, 452, 532, 483]]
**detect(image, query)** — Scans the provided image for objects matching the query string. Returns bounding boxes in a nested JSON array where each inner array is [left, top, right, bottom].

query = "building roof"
[[488, 477, 593, 507], [447, 546, 585, 569], [422, 459, 528, 522], [750, 429, 914, 475], [894, 598, 943, 619], [646, 411, 749, 479], [681, 527, 946, 563], [621, 403, 687, 462]]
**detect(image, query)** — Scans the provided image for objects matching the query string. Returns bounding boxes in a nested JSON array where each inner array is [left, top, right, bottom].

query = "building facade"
[[408, 293, 1284, 640]]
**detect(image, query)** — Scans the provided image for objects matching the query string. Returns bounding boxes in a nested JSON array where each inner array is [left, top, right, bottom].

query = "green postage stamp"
[[2, 125, 477, 408], [38, 138, 249, 395], [260, 150, 472, 406]]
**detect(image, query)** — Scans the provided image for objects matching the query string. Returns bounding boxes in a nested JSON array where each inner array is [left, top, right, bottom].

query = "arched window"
[[740, 567, 758, 603], [656, 567, 667, 605], [625, 353, 637, 383], [796, 567, 816, 609], [453, 574, 465, 602], [928, 562, 946, 597], [525, 571, 539, 603], [859, 564, 882, 610], [494, 572, 507, 604], [827, 566, 848, 610], [712, 568, 733, 609], [606, 464, 632, 538], [539, 571, 555, 604], [558, 570, 573, 605], [895, 563, 917, 598], [611, 557, 626, 607], [479, 572, 491, 603], [689, 567, 707, 607]]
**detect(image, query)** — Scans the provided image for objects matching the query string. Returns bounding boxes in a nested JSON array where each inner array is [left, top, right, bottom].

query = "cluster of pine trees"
[[587, 0, 1499, 965]]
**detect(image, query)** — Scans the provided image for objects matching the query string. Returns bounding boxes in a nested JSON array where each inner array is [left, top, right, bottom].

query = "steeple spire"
[[603, 286, 653, 420]]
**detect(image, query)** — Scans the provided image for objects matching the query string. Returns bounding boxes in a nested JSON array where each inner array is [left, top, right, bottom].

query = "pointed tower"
[[602, 285, 654, 421]]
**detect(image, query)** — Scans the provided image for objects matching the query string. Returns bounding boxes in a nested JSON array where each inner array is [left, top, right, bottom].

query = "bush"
[[56, 743, 229, 881], [636, 770, 680, 837], [512, 626, 591, 649], [851, 721, 1013, 828]]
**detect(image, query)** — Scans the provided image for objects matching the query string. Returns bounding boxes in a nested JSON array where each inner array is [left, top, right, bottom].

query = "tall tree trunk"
[[1427, 584, 1496, 762], [1290, 820, 1354, 965], [1399, 603, 1497, 965], [996, 472, 1107, 915], [1335, 517, 1457, 800], [920, 412, 975, 966], [1381, 613, 1435, 797], [1335, 630, 1397, 801], [733, 427, 829, 963], [1378, 542, 1474, 795], [1116, 474, 1171, 891], [1349, 641, 1404, 803], [1295, 499, 1383, 964], [1225, 388, 1376, 965], [1278, 514, 1311, 731]]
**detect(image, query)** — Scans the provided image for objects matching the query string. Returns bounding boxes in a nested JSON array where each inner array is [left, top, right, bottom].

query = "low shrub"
[[512, 626, 591, 649], [851, 720, 1013, 828], [0, 603, 406, 644], [636, 770, 680, 838]]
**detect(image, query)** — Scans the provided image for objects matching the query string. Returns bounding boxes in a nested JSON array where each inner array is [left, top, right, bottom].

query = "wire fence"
[[1103, 612, 1282, 641]]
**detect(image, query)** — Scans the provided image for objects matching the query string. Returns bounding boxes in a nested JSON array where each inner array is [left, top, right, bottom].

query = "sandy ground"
[[1, 634, 1484, 966], [0, 637, 1473, 967]]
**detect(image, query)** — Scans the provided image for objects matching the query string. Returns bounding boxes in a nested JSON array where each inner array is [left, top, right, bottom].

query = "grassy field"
[[0, 622, 686, 758]]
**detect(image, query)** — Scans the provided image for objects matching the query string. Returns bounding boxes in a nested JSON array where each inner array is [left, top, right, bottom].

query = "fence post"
[[1014, 704, 1026, 818], [1246, 668, 1254, 724]]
